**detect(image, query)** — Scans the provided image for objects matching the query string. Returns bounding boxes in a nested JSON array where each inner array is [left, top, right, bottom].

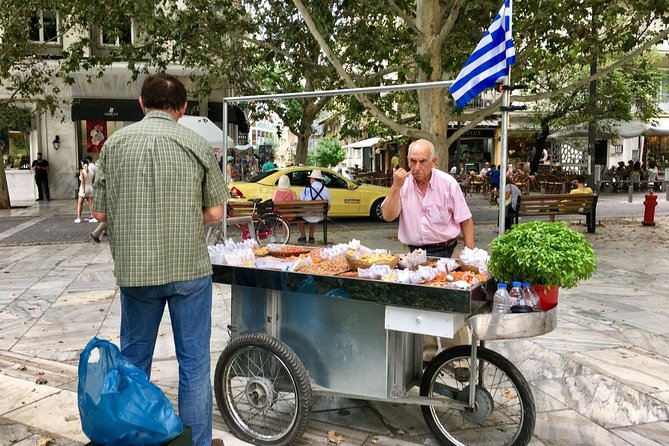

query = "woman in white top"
[[75, 160, 96, 223]]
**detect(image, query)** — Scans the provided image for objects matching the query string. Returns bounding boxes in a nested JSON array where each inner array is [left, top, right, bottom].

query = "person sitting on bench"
[[298, 170, 331, 243]]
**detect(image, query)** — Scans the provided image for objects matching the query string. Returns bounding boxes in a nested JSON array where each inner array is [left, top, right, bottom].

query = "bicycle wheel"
[[420, 345, 535, 446], [256, 213, 290, 245], [204, 222, 225, 246], [214, 333, 312, 446]]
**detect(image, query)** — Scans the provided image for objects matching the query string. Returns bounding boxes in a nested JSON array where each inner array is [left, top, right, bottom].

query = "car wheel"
[[370, 198, 385, 222]]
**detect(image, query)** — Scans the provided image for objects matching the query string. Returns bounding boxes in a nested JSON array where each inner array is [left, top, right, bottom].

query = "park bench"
[[515, 193, 598, 233], [228, 199, 330, 243]]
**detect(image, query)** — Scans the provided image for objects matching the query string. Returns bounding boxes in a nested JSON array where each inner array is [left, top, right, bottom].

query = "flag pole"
[[498, 68, 511, 237]]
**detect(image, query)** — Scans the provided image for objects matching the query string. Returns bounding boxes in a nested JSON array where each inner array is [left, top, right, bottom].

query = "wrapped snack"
[[436, 257, 458, 273], [459, 247, 490, 273], [396, 269, 411, 284], [417, 265, 437, 282], [359, 264, 392, 279], [398, 249, 427, 269], [449, 280, 471, 290]]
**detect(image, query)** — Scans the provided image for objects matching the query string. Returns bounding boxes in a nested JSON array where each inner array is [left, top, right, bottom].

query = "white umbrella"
[[178, 115, 234, 149]]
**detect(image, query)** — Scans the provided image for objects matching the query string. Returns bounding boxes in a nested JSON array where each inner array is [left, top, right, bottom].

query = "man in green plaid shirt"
[[92, 74, 228, 446]]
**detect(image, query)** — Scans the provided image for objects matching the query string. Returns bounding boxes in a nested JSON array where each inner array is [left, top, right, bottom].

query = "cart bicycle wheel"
[[256, 213, 290, 245], [420, 345, 535, 446], [214, 333, 311, 446], [205, 222, 225, 246]]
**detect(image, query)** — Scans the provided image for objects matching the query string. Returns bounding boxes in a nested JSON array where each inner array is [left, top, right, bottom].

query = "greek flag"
[[449, 0, 516, 109]]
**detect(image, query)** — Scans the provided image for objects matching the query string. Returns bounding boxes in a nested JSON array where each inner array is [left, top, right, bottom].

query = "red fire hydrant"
[[643, 193, 657, 226]]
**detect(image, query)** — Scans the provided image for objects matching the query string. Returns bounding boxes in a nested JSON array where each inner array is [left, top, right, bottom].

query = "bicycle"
[[205, 198, 290, 246]]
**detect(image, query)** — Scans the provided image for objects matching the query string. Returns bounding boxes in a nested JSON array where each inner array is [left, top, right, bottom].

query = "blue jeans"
[[120, 276, 213, 446]]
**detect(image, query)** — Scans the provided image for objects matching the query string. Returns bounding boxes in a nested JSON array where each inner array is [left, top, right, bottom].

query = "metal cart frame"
[[212, 264, 557, 446]]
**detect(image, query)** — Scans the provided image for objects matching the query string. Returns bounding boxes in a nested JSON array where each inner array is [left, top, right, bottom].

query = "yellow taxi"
[[229, 166, 390, 221]]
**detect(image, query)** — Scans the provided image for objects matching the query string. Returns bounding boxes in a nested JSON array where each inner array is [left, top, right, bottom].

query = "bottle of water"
[[492, 283, 511, 314], [522, 281, 542, 310], [509, 281, 523, 307]]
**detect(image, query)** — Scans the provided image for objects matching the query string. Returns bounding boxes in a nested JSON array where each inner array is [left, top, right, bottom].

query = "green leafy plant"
[[487, 221, 597, 289]]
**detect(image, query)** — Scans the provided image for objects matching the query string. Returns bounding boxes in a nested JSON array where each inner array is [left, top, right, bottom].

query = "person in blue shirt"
[[489, 164, 501, 205]]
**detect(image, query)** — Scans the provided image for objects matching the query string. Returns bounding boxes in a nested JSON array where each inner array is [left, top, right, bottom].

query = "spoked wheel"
[[214, 333, 311, 446], [256, 213, 290, 245], [204, 222, 225, 246], [420, 345, 535, 446]]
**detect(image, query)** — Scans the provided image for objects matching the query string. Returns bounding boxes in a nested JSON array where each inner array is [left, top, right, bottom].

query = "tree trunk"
[[0, 163, 10, 209], [415, 0, 450, 170], [294, 99, 317, 165]]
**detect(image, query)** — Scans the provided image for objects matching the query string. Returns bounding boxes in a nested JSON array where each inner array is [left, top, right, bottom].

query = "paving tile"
[[610, 421, 669, 446]]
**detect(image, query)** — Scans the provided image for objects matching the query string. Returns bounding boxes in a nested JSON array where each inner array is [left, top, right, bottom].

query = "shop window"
[[1, 131, 30, 170], [29, 10, 59, 44]]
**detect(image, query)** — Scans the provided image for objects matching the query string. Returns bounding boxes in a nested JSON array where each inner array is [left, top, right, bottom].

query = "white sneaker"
[[74, 218, 81, 223], [89, 217, 98, 223]]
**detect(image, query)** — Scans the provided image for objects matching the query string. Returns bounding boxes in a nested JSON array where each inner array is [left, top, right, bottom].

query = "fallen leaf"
[[396, 429, 405, 435], [618, 328, 625, 333], [37, 437, 54, 446], [65, 415, 79, 422], [36, 377, 48, 385], [622, 343, 633, 349], [327, 430, 343, 444], [371, 437, 379, 444]]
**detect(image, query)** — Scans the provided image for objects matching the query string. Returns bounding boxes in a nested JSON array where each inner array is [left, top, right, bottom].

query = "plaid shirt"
[[93, 111, 229, 287]]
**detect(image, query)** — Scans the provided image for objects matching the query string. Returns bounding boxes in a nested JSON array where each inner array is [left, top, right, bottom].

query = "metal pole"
[[222, 104, 229, 238], [225, 80, 454, 103], [498, 81, 511, 237]]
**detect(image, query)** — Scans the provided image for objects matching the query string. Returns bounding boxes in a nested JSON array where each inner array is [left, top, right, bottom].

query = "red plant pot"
[[534, 285, 559, 310]]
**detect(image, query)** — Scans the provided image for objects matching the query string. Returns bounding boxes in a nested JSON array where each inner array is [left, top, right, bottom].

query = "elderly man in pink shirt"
[[382, 138, 475, 258]]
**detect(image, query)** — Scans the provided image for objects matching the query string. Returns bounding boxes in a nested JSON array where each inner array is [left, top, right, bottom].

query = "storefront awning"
[[342, 137, 381, 148], [71, 99, 249, 132], [547, 120, 648, 140]]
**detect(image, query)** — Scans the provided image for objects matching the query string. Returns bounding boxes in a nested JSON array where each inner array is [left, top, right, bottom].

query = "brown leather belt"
[[409, 238, 457, 251]]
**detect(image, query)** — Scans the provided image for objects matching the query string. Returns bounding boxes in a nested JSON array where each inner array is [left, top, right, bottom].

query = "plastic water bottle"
[[509, 281, 523, 307], [522, 282, 542, 310], [492, 283, 511, 314]]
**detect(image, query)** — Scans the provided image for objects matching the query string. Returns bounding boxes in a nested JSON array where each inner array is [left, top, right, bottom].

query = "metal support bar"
[[468, 338, 479, 409]]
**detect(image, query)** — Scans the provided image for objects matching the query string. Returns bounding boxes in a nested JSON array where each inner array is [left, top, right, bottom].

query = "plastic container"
[[492, 283, 511, 314], [508, 281, 523, 307], [522, 281, 542, 310]]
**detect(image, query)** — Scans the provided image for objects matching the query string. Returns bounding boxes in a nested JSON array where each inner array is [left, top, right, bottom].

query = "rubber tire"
[[420, 345, 535, 446], [370, 198, 385, 222], [255, 213, 290, 245], [214, 333, 312, 446]]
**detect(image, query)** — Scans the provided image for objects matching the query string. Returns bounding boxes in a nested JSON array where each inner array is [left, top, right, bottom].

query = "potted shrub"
[[487, 221, 597, 310]]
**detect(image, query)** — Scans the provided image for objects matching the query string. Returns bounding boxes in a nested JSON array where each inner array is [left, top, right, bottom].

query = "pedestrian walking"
[[92, 73, 228, 446], [75, 160, 95, 223]]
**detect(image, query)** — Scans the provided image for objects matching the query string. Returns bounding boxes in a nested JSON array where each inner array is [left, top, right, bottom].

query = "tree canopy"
[[0, 0, 667, 170]]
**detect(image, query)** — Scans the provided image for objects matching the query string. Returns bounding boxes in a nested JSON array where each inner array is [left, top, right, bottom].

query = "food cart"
[[211, 258, 557, 446]]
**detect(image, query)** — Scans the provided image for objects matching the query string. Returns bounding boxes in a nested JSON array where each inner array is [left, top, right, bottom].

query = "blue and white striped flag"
[[449, 0, 516, 109]]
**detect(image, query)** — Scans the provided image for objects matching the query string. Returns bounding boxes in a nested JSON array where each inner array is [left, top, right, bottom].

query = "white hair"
[[408, 139, 435, 158]]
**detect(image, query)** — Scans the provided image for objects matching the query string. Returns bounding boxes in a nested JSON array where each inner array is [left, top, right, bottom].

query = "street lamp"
[[52, 135, 60, 150]]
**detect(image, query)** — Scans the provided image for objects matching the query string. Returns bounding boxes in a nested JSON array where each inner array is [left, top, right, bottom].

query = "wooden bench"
[[228, 199, 330, 244], [515, 194, 598, 233]]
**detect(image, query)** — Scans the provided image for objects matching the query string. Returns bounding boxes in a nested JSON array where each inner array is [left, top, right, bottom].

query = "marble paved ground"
[[0, 204, 668, 445]]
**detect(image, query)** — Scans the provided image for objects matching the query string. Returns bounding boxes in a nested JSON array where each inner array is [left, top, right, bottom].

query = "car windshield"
[[247, 170, 278, 183]]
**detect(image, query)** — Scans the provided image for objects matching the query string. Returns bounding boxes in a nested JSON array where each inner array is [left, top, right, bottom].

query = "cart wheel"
[[214, 333, 312, 446], [420, 345, 535, 446], [256, 213, 290, 245], [205, 222, 225, 246]]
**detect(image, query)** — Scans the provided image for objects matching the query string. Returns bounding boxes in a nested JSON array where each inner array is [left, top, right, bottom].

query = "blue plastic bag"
[[78, 337, 183, 446]]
